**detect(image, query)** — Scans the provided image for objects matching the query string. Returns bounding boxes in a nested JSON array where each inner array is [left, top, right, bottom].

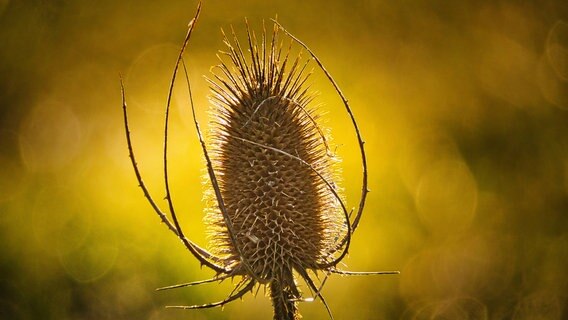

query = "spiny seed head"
[[204, 22, 346, 281], [121, 7, 391, 319]]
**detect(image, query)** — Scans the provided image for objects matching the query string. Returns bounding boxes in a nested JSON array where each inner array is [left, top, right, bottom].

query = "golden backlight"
[[1, 0, 567, 319]]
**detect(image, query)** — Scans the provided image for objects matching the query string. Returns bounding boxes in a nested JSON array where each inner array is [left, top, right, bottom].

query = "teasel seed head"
[[122, 5, 398, 319], [204, 22, 345, 318]]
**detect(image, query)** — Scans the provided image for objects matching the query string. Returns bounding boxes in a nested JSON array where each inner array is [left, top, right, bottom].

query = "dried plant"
[[121, 3, 397, 319]]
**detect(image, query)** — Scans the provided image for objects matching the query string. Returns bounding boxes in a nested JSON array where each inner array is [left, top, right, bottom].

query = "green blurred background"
[[1, 0, 568, 319]]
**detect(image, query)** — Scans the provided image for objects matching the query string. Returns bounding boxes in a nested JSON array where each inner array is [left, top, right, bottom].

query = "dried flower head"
[[121, 3, 397, 320]]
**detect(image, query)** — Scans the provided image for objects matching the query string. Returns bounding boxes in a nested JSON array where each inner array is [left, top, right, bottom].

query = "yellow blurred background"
[[1, 0, 568, 319]]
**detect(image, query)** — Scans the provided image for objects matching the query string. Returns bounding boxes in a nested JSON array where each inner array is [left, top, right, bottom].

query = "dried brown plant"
[[120, 3, 397, 319]]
